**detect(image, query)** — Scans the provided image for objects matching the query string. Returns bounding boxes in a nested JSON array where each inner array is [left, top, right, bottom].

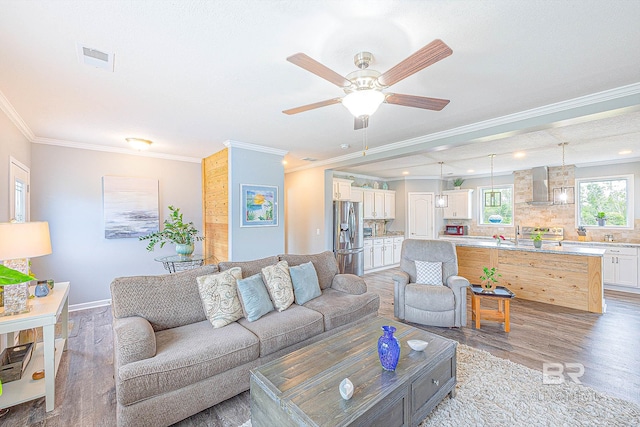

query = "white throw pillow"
[[262, 260, 295, 312], [196, 267, 244, 328], [415, 261, 443, 286]]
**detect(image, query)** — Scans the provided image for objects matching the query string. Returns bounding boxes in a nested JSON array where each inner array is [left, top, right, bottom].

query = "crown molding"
[[0, 90, 35, 141], [32, 137, 202, 163], [286, 82, 640, 173], [223, 139, 288, 156]]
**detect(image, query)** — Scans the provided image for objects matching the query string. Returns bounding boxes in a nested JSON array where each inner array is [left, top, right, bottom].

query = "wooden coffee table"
[[470, 285, 516, 332], [250, 317, 457, 427]]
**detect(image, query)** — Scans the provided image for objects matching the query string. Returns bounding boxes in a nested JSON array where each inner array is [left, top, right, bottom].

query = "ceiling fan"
[[283, 39, 452, 130]]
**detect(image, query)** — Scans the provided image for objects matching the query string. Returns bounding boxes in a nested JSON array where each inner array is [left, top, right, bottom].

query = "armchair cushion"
[[415, 261, 443, 285], [405, 284, 455, 312]]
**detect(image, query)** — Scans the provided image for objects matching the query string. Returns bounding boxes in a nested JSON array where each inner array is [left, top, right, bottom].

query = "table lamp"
[[0, 221, 52, 315]]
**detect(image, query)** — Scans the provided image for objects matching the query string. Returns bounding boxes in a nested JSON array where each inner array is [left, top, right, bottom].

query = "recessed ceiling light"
[[126, 138, 152, 150], [514, 152, 526, 158], [281, 160, 288, 165], [402, 171, 409, 175], [619, 150, 632, 155], [467, 169, 475, 173], [340, 144, 350, 149]]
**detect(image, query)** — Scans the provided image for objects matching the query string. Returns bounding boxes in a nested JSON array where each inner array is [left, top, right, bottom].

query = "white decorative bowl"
[[407, 339, 428, 352], [339, 378, 354, 400]]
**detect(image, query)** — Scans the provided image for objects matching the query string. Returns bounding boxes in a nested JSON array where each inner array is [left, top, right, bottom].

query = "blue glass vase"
[[378, 326, 400, 371]]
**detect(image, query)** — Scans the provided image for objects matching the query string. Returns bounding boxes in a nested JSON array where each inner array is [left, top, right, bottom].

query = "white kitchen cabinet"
[[372, 239, 384, 268], [363, 189, 396, 219], [393, 236, 404, 264], [351, 188, 364, 204], [383, 238, 394, 265], [363, 239, 373, 270], [603, 246, 638, 287], [333, 178, 353, 201], [384, 192, 395, 219], [442, 189, 473, 219]]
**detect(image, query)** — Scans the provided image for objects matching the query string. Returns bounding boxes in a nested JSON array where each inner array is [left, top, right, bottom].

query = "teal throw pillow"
[[236, 273, 274, 322], [289, 261, 322, 305]]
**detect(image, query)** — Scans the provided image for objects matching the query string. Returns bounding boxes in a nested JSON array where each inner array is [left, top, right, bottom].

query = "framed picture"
[[241, 184, 278, 227], [103, 176, 159, 239]]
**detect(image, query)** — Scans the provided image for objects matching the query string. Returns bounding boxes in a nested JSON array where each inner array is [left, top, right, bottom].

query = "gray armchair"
[[393, 239, 470, 327]]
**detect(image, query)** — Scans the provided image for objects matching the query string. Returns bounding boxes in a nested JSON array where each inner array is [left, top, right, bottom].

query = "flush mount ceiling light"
[[126, 138, 152, 150], [553, 142, 575, 205], [435, 162, 448, 208]]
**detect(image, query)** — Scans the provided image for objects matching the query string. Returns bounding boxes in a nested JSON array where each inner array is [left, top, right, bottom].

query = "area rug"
[[239, 344, 640, 427]]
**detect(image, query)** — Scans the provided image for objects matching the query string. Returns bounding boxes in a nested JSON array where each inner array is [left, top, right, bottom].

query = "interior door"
[[9, 157, 30, 222], [408, 192, 434, 239]]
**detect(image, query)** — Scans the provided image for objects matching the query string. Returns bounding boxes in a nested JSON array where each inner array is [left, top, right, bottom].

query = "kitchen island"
[[442, 238, 606, 313]]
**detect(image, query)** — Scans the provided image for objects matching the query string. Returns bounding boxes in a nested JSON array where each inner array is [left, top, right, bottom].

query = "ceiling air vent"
[[76, 43, 115, 71], [301, 157, 318, 162]]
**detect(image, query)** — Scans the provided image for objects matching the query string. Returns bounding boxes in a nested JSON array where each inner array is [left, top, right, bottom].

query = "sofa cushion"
[[261, 261, 294, 312], [405, 283, 454, 312], [237, 273, 274, 322], [116, 321, 259, 406], [290, 261, 322, 305], [218, 256, 279, 278], [110, 264, 218, 332], [196, 268, 244, 328], [278, 251, 338, 290], [303, 288, 380, 331], [238, 304, 324, 357], [415, 261, 443, 285]]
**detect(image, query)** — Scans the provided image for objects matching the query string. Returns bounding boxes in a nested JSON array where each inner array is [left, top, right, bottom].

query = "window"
[[577, 175, 634, 228], [479, 185, 513, 225]]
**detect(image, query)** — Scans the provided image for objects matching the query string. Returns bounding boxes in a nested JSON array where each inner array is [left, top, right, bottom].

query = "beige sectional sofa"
[[110, 251, 380, 427]]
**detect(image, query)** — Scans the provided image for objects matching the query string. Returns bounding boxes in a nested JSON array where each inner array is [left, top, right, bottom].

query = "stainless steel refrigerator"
[[333, 200, 364, 276]]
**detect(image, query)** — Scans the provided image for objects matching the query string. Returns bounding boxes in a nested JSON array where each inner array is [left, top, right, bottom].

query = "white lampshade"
[[342, 90, 385, 118], [0, 221, 52, 260]]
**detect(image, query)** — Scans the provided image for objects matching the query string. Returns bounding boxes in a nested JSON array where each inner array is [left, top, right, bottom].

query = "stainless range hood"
[[528, 166, 553, 205]]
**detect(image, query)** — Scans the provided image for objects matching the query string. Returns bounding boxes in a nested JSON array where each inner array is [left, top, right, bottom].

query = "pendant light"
[[485, 154, 501, 207], [435, 162, 448, 208], [553, 142, 575, 205]]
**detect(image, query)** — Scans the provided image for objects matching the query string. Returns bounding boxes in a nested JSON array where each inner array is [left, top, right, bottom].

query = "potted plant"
[[453, 178, 465, 190], [479, 266, 501, 292], [0, 264, 35, 315], [531, 231, 543, 248], [595, 212, 607, 227], [139, 206, 203, 255]]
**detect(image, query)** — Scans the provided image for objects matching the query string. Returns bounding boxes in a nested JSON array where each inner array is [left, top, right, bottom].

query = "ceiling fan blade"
[[378, 39, 452, 87], [385, 93, 450, 111], [287, 53, 351, 88], [282, 98, 342, 115], [354, 116, 369, 130]]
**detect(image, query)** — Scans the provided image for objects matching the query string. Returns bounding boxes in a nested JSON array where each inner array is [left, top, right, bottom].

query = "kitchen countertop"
[[364, 233, 405, 240], [439, 236, 607, 256]]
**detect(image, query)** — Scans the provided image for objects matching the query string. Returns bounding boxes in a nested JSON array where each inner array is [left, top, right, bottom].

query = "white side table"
[[0, 282, 69, 412]]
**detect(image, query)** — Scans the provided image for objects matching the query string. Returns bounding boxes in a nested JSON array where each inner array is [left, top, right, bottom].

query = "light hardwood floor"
[[2, 268, 639, 426]]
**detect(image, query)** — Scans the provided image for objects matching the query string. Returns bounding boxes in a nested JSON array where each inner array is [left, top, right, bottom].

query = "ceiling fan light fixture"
[[342, 89, 385, 118], [126, 138, 152, 150]]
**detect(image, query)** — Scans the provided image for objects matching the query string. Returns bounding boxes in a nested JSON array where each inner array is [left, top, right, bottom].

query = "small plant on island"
[[479, 266, 501, 291], [139, 205, 203, 253]]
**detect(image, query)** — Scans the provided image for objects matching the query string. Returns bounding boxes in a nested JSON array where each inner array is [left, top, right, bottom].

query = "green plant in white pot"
[[139, 206, 203, 255]]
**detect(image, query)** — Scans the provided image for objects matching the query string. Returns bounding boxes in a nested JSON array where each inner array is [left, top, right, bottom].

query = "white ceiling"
[[1, 0, 639, 178]]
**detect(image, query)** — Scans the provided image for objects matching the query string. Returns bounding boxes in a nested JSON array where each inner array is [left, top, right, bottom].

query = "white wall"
[[229, 146, 285, 260], [284, 167, 328, 254], [0, 111, 31, 222], [30, 144, 202, 306]]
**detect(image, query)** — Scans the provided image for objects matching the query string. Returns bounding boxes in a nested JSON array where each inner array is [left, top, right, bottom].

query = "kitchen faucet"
[[515, 224, 520, 246]]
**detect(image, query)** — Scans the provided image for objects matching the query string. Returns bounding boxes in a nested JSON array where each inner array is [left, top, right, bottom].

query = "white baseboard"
[[69, 299, 111, 312]]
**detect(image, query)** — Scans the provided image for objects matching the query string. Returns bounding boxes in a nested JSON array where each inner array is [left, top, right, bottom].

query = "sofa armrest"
[[446, 275, 471, 327], [113, 316, 157, 366], [392, 271, 411, 319], [331, 274, 367, 295]]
